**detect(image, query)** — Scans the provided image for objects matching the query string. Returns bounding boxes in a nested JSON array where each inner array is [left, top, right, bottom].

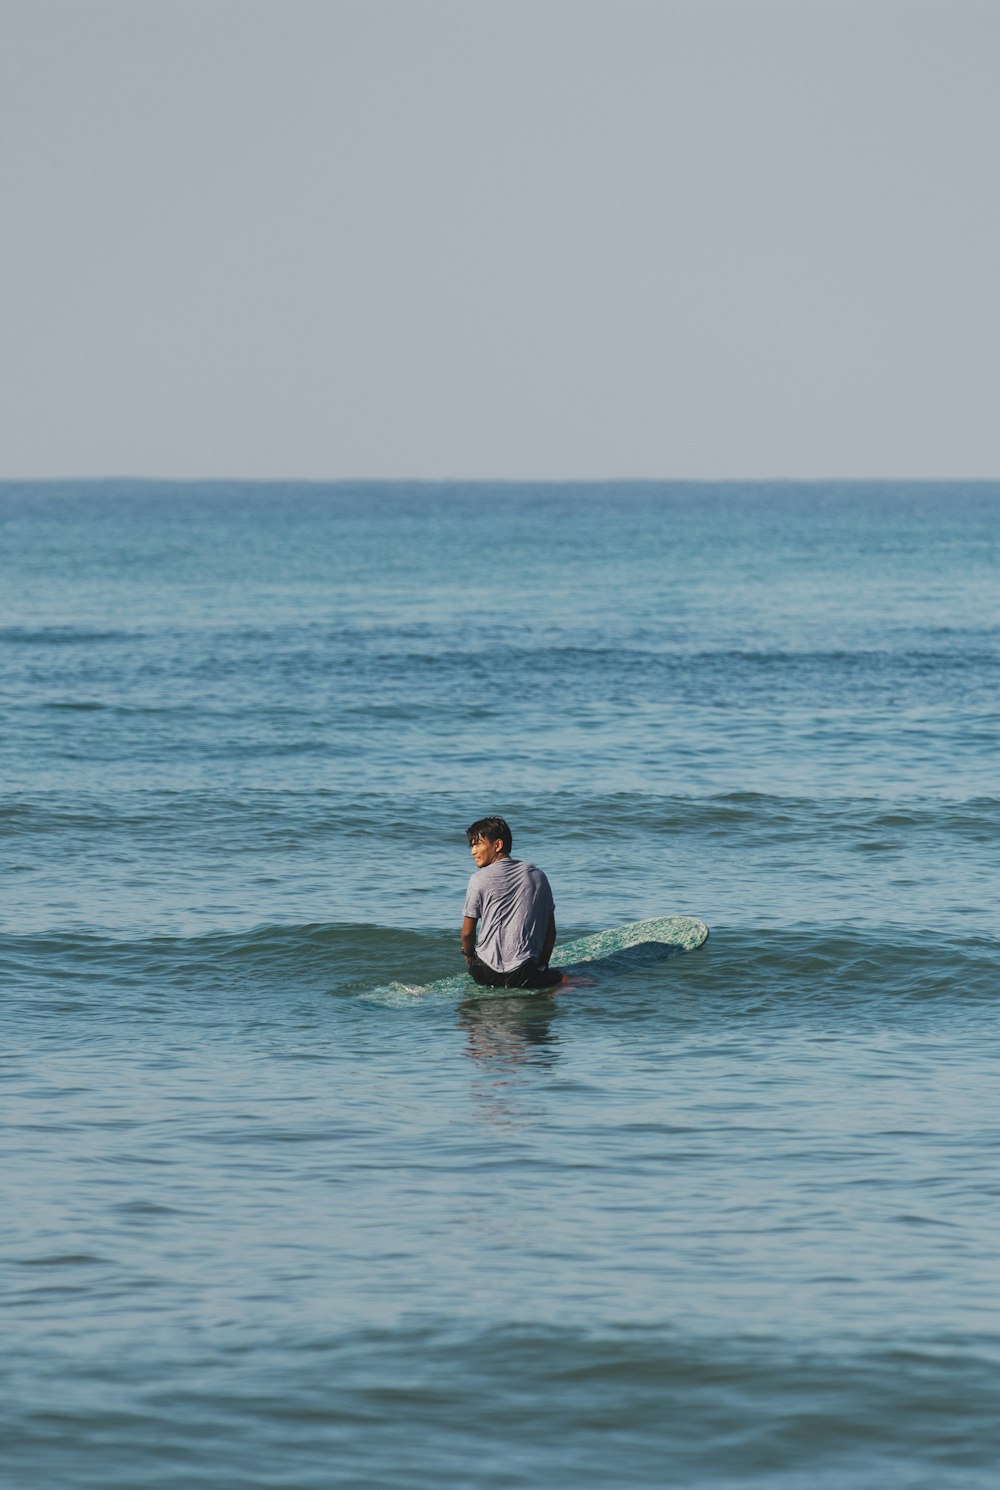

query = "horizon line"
[[2, 474, 1000, 488]]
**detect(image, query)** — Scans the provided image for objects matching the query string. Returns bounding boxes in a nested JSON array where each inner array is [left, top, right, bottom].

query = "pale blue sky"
[[2, 0, 997, 479]]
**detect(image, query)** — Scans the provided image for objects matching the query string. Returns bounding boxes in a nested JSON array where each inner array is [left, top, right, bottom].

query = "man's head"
[[466, 816, 512, 867]]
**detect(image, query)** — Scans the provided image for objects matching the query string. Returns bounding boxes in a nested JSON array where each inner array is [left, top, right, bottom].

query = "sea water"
[[2, 481, 999, 1488]]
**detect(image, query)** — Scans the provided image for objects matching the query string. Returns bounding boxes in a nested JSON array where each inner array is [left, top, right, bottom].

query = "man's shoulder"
[[503, 857, 548, 884], [468, 857, 515, 885], [513, 861, 553, 900], [467, 858, 549, 885], [466, 859, 505, 891]]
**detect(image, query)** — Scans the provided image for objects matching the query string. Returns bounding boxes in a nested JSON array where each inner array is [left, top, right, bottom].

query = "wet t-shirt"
[[463, 857, 555, 972]]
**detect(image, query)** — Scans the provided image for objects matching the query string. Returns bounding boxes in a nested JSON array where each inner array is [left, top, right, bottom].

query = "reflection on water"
[[458, 993, 561, 1070]]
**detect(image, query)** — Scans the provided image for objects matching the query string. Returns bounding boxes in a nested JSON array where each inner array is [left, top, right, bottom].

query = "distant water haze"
[[1, 1, 999, 480]]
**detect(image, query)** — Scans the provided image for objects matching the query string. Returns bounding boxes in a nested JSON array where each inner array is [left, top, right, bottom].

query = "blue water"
[[3, 481, 999, 1488]]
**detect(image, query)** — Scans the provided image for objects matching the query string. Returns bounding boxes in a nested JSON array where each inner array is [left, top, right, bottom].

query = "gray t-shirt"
[[463, 857, 555, 972]]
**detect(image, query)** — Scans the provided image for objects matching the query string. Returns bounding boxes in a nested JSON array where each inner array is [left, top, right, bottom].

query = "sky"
[[1, 0, 998, 480]]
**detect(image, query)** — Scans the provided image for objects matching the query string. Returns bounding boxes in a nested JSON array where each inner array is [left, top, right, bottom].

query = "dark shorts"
[[466, 956, 563, 990]]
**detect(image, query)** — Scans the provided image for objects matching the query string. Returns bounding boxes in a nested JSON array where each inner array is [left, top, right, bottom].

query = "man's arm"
[[541, 912, 556, 968], [461, 915, 478, 962]]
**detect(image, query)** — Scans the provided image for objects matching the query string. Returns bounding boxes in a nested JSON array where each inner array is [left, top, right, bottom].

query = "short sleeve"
[[463, 874, 483, 920]]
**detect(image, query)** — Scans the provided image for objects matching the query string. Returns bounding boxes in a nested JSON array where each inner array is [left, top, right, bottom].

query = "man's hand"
[[461, 915, 478, 962]]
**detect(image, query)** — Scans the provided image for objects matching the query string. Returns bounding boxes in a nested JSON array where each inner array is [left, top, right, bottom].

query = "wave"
[[5, 789, 998, 838], [0, 625, 128, 645], [707, 925, 1000, 1008], [2, 1315, 998, 1486], [8, 901, 998, 1018], [3, 919, 997, 1011], [0, 922, 456, 996]]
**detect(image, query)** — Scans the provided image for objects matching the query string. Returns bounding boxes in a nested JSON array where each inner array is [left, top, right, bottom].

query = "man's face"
[[470, 835, 505, 868]]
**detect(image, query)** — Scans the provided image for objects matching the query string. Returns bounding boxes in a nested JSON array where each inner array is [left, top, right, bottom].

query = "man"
[[461, 816, 562, 989]]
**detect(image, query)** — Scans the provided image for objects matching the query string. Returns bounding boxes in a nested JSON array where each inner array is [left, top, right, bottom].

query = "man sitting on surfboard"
[[462, 817, 562, 989]]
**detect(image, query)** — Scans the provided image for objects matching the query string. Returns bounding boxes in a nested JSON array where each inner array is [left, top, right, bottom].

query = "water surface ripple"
[[3, 481, 999, 1487]]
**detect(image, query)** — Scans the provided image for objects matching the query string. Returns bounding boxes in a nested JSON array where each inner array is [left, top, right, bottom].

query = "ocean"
[[3, 480, 999, 1488]]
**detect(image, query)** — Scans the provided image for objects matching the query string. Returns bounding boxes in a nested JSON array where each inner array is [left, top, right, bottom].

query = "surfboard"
[[364, 915, 708, 1005], [555, 914, 709, 977]]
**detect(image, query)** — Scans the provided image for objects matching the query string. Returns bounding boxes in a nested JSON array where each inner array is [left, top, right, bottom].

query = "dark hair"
[[466, 816, 512, 854]]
